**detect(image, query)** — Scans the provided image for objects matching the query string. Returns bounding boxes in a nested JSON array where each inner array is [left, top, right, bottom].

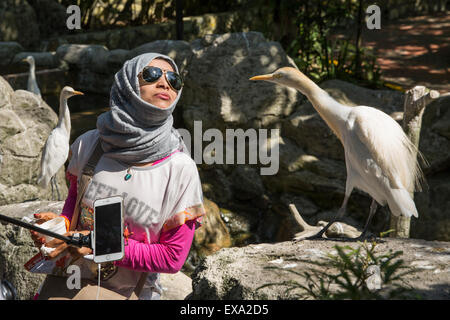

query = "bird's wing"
[[38, 129, 69, 186], [346, 106, 421, 193]]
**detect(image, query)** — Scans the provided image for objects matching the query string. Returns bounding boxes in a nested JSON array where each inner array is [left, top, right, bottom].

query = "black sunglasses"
[[140, 66, 183, 91]]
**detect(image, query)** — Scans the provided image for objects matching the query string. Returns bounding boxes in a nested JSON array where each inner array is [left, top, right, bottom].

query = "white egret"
[[37, 86, 83, 200], [250, 67, 424, 240], [22, 55, 41, 98]]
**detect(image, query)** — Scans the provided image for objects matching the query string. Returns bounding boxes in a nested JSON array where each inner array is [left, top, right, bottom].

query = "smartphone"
[[93, 196, 124, 264]]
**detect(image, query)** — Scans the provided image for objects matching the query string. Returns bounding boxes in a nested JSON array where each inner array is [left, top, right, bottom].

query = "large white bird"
[[37, 86, 83, 200], [250, 67, 424, 240], [22, 55, 41, 98]]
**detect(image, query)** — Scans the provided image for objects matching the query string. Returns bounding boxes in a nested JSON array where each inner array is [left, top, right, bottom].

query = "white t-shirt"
[[67, 129, 204, 299]]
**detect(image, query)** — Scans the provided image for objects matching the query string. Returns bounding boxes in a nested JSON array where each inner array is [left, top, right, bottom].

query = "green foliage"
[[57, 0, 177, 29], [283, 0, 382, 87], [55, 0, 251, 29], [258, 241, 419, 300]]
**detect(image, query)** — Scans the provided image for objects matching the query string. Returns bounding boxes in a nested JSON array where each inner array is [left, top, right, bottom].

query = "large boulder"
[[0, 201, 64, 300], [0, 76, 68, 205], [190, 238, 450, 300], [26, 0, 68, 41], [0, 42, 24, 71], [12, 52, 60, 70], [181, 32, 302, 131]]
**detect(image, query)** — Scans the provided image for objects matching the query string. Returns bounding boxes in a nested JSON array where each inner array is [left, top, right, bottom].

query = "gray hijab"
[[97, 53, 186, 164]]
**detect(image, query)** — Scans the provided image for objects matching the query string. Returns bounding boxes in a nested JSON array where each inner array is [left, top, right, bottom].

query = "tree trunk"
[[389, 86, 439, 238]]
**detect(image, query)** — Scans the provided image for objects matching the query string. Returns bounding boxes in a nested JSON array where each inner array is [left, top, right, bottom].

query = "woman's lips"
[[155, 93, 170, 100]]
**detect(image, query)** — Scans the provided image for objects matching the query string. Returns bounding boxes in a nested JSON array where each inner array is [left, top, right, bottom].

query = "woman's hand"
[[30, 212, 59, 248], [44, 230, 92, 259]]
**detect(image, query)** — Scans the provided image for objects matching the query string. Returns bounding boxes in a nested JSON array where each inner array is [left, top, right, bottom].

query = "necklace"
[[124, 168, 132, 181], [123, 150, 180, 181]]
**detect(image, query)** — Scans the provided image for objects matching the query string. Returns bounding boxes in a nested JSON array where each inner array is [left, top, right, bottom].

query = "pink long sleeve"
[[60, 173, 78, 222], [114, 219, 196, 274], [60, 173, 196, 274]]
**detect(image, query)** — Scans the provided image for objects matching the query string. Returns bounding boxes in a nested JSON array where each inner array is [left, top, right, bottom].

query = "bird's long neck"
[[291, 71, 351, 142], [58, 95, 71, 137], [28, 61, 36, 87]]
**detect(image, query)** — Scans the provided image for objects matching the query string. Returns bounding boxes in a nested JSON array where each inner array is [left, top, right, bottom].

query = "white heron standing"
[[22, 55, 41, 98], [37, 86, 83, 200], [250, 67, 424, 240]]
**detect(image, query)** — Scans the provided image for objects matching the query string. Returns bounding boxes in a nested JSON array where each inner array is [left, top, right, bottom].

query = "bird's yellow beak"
[[21, 58, 27, 62], [249, 74, 274, 81], [73, 90, 84, 95]]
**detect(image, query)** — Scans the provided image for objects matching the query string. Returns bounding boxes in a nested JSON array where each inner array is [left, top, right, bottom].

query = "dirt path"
[[361, 12, 449, 93]]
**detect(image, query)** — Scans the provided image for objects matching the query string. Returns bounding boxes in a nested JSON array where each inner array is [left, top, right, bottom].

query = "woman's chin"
[[145, 98, 171, 109]]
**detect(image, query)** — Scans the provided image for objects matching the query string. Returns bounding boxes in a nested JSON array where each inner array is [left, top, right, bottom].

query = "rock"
[[432, 111, 450, 139], [0, 201, 64, 300], [199, 167, 234, 203], [12, 52, 59, 69], [106, 49, 130, 73], [420, 95, 450, 169], [181, 32, 302, 132], [190, 238, 450, 299], [192, 198, 232, 256], [220, 207, 259, 246], [56, 44, 112, 95], [26, 0, 67, 41], [0, 42, 24, 69], [160, 272, 192, 300], [280, 194, 319, 218], [412, 174, 450, 241], [282, 108, 345, 161], [0, 0, 40, 49], [0, 76, 14, 109], [317, 220, 362, 238], [0, 77, 68, 205], [229, 166, 265, 201]]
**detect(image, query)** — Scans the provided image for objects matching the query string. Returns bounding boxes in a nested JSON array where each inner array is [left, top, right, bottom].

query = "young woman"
[[31, 53, 205, 300]]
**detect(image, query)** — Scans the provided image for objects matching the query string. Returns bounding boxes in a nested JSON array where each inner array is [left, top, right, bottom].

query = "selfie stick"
[[0, 213, 91, 248]]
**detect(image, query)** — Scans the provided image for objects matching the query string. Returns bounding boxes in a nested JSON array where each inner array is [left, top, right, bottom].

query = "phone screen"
[[95, 202, 122, 256]]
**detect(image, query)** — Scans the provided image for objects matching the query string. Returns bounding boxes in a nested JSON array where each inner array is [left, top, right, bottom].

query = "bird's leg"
[[50, 176, 55, 201], [55, 177, 61, 201], [306, 193, 350, 240], [353, 199, 378, 241], [50, 176, 61, 201]]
